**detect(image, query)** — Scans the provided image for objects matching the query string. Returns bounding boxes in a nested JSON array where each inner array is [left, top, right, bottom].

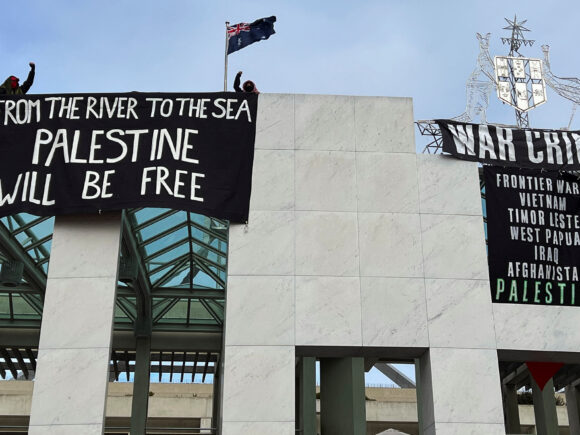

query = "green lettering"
[[509, 280, 518, 302], [522, 280, 529, 302], [559, 283, 566, 304], [545, 282, 553, 304], [495, 278, 505, 301]]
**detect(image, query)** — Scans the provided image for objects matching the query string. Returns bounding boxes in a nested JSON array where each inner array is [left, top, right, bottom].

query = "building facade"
[[0, 94, 579, 434]]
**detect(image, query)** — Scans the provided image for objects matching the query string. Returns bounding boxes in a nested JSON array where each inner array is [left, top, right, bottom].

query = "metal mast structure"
[[417, 16, 547, 153], [500, 15, 535, 128]]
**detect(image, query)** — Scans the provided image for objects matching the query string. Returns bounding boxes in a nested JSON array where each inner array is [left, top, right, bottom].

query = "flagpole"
[[224, 21, 229, 91]]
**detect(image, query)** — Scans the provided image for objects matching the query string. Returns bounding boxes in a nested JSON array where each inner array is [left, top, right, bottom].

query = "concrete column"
[[29, 213, 122, 435], [130, 335, 151, 435], [532, 378, 559, 435], [222, 223, 295, 435], [296, 357, 317, 435], [200, 417, 213, 434], [418, 348, 506, 434], [566, 385, 580, 435], [319, 357, 366, 435], [502, 383, 521, 434]]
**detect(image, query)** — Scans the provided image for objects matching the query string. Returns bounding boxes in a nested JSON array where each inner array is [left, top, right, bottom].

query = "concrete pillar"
[[130, 335, 151, 435], [29, 213, 122, 435], [200, 417, 213, 434], [502, 383, 521, 434], [531, 377, 559, 435], [566, 385, 580, 435], [221, 267, 295, 433], [221, 345, 294, 435], [319, 357, 366, 435], [296, 357, 317, 435], [418, 348, 506, 434]]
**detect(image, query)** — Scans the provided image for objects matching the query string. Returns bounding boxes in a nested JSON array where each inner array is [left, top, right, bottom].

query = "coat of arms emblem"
[[495, 56, 547, 112]]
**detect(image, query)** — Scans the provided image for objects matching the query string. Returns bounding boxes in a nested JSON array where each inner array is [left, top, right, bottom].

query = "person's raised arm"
[[20, 62, 35, 94]]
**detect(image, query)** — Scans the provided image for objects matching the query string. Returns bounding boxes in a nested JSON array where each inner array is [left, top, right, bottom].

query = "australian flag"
[[227, 16, 276, 54]]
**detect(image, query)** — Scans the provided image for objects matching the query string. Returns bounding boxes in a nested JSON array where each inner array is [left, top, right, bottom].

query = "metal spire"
[[501, 15, 535, 57], [500, 15, 536, 128]]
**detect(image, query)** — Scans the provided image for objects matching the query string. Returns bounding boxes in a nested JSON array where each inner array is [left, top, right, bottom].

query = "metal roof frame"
[[0, 209, 228, 341]]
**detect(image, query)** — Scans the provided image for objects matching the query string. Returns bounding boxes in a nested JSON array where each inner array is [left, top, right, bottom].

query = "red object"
[[227, 23, 251, 37], [526, 362, 564, 391], [10, 76, 19, 89]]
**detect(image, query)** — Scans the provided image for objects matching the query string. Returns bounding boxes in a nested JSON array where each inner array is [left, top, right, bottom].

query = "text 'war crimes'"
[[448, 123, 580, 166]]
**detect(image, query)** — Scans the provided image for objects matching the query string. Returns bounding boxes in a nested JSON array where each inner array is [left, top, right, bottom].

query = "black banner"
[[0, 92, 258, 222], [438, 120, 580, 170], [485, 165, 580, 306]]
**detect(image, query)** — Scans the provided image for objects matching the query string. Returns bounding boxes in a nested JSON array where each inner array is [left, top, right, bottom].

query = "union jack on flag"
[[227, 23, 251, 37], [227, 16, 276, 54]]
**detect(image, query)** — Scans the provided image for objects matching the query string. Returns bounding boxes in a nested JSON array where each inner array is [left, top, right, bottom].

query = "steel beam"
[[565, 385, 580, 435], [297, 357, 317, 435], [503, 383, 521, 434], [0, 284, 36, 294], [320, 357, 366, 435], [0, 319, 42, 329], [212, 353, 222, 435], [0, 348, 18, 379], [532, 377, 559, 435], [374, 362, 415, 388], [414, 358, 423, 435], [12, 349, 29, 380], [130, 335, 151, 435], [122, 214, 152, 336], [0, 224, 46, 293], [502, 363, 530, 388]]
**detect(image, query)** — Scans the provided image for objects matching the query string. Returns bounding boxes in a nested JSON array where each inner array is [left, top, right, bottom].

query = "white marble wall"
[[224, 94, 508, 434], [28, 213, 122, 435], [17, 93, 578, 434]]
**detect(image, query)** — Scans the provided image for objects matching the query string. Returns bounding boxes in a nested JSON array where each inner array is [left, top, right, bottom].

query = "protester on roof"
[[0, 62, 35, 95], [234, 71, 259, 94]]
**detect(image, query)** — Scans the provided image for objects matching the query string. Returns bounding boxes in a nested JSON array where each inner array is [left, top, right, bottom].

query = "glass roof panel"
[[0, 214, 54, 267], [139, 211, 188, 242], [158, 267, 189, 288], [195, 270, 224, 290], [189, 300, 216, 321], [133, 208, 173, 225], [0, 295, 10, 318], [148, 241, 190, 265], [149, 260, 187, 286], [157, 299, 190, 322], [143, 227, 190, 257], [0, 294, 42, 321], [20, 219, 54, 240], [26, 240, 52, 262], [0, 208, 228, 333], [12, 295, 41, 317], [1, 213, 36, 227]]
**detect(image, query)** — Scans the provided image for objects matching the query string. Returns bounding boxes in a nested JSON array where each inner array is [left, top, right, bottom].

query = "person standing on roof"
[[0, 62, 35, 95], [233, 71, 259, 94]]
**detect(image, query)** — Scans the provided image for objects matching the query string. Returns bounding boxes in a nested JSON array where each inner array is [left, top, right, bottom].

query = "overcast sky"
[[3, 0, 580, 140], [3, 0, 579, 384]]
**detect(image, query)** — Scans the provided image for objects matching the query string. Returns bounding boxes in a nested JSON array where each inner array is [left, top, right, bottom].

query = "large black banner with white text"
[[0, 93, 257, 222], [485, 165, 580, 306], [438, 120, 580, 170]]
